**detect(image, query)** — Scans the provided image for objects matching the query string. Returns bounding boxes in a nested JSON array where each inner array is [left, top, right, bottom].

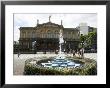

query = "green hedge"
[[24, 65, 80, 75], [24, 57, 97, 75], [24, 60, 97, 75]]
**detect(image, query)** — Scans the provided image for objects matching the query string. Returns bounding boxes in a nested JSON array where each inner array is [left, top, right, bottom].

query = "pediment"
[[37, 22, 63, 28]]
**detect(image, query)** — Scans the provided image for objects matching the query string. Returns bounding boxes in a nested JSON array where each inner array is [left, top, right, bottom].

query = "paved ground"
[[13, 53, 97, 75]]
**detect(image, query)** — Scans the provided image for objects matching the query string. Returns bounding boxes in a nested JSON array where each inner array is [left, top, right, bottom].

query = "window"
[[47, 30, 51, 38], [22, 32, 26, 38], [27, 32, 30, 38]]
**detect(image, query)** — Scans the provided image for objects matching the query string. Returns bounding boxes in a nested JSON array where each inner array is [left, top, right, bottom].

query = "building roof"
[[19, 22, 80, 32], [64, 28, 79, 31]]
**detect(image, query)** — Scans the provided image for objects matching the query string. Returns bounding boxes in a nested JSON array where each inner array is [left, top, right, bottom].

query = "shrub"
[[24, 58, 97, 75]]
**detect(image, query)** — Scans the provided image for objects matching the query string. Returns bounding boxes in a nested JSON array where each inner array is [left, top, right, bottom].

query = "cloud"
[[14, 26, 20, 41]]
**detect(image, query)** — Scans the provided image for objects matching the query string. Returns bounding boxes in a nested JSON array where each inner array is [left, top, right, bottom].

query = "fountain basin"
[[40, 56, 82, 69], [24, 57, 97, 75]]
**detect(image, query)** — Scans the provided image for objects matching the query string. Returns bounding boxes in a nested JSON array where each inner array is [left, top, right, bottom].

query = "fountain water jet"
[[59, 29, 64, 54], [56, 29, 66, 59]]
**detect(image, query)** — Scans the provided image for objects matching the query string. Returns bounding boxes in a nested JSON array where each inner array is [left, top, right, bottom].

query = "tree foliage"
[[79, 31, 97, 49]]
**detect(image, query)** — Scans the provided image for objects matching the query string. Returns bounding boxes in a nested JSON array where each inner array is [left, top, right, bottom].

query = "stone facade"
[[19, 21, 80, 53]]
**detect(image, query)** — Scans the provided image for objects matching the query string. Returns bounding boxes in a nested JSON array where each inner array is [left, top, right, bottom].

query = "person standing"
[[80, 48, 84, 59], [72, 50, 75, 57], [18, 50, 20, 58]]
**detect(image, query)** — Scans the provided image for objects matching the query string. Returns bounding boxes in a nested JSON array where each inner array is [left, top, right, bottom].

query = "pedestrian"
[[82, 48, 84, 58], [80, 48, 84, 59], [72, 50, 75, 57], [18, 50, 20, 58]]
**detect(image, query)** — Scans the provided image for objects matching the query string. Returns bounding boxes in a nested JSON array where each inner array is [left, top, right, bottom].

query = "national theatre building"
[[18, 18, 80, 53]]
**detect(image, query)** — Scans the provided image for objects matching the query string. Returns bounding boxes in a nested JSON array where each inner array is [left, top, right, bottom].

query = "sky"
[[14, 13, 97, 41]]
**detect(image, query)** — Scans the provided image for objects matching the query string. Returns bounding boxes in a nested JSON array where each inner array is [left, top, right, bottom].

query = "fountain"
[[24, 19, 96, 75], [41, 29, 81, 68]]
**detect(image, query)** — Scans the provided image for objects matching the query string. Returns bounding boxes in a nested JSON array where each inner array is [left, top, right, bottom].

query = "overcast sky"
[[14, 13, 97, 41]]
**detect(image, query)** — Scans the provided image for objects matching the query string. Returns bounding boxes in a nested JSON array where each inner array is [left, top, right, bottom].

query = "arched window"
[[22, 32, 26, 38], [55, 30, 59, 38], [27, 32, 30, 38], [47, 30, 51, 38]]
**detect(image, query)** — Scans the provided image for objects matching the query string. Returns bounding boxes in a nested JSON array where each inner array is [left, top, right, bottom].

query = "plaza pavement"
[[13, 53, 97, 75]]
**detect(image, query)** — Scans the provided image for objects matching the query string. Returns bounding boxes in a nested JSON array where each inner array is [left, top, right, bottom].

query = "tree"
[[14, 41, 19, 53], [79, 34, 87, 48], [86, 31, 97, 49], [79, 31, 97, 51]]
